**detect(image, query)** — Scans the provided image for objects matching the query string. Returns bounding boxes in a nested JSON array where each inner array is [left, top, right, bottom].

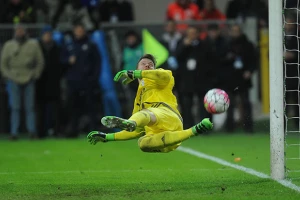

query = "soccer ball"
[[204, 88, 230, 114]]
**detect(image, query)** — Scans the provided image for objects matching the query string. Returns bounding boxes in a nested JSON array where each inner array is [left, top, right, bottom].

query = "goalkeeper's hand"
[[114, 70, 142, 85], [87, 131, 107, 145]]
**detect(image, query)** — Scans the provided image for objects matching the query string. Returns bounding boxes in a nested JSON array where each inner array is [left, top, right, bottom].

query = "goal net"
[[283, 0, 300, 180]]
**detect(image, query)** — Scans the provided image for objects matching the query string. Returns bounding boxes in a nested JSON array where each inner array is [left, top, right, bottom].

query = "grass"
[[0, 132, 300, 200]]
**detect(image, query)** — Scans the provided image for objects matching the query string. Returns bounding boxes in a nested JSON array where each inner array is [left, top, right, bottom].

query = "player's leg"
[[24, 81, 36, 136], [101, 109, 155, 131], [138, 118, 213, 152], [8, 80, 21, 138]]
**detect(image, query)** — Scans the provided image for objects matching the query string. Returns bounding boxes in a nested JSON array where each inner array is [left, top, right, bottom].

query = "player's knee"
[[141, 109, 157, 125], [138, 136, 152, 152]]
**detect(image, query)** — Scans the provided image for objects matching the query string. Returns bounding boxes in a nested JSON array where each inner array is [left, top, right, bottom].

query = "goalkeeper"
[[87, 54, 213, 153]]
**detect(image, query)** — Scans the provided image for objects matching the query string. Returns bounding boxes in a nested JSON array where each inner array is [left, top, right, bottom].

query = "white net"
[[283, 0, 300, 180]]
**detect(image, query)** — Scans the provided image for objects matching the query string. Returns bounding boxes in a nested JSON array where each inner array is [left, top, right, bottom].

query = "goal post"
[[269, 0, 285, 180]]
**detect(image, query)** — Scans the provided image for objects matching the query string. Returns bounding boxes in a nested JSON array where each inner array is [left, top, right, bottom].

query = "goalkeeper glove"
[[87, 131, 110, 145], [114, 70, 142, 85]]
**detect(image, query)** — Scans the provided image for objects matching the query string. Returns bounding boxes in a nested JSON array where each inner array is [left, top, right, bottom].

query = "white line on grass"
[[0, 168, 232, 175], [177, 146, 300, 193]]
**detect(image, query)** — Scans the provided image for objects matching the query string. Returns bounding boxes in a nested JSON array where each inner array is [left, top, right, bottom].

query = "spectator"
[[161, 20, 182, 57], [122, 30, 143, 71], [0, 24, 44, 140], [36, 25, 63, 138], [197, 0, 226, 40], [200, 0, 226, 20], [61, 23, 101, 138], [160, 20, 182, 94], [121, 30, 143, 117], [204, 24, 230, 91], [226, 0, 268, 28], [51, 0, 100, 30], [284, 14, 299, 128], [99, 0, 134, 22], [0, 0, 36, 23], [222, 24, 256, 133], [166, 0, 201, 32], [175, 26, 212, 129]]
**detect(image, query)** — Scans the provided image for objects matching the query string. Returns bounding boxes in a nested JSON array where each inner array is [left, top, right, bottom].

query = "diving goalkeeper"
[[87, 54, 213, 153]]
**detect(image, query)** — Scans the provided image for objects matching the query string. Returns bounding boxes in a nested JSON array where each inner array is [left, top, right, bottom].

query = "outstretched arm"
[[112, 128, 145, 141], [140, 70, 170, 86], [114, 69, 171, 86], [87, 128, 145, 145]]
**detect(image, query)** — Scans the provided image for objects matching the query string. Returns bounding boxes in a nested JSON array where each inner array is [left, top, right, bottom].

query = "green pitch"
[[0, 132, 300, 200]]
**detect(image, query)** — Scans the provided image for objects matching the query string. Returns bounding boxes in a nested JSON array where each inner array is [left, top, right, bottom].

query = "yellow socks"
[[129, 111, 151, 127], [114, 129, 144, 141], [138, 129, 194, 151]]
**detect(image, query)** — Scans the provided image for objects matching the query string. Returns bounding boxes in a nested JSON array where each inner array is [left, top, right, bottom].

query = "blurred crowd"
[[0, 0, 134, 30], [0, 0, 298, 140], [159, 21, 256, 132], [0, 0, 269, 29]]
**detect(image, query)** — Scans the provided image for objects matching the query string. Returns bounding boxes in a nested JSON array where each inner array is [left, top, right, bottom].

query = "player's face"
[[208, 29, 220, 40], [74, 26, 86, 40], [186, 27, 198, 41], [126, 35, 137, 46], [42, 32, 52, 43], [230, 25, 241, 39], [165, 21, 176, 34], [15, 27, 26, 39], [137, 58, 155, 70]]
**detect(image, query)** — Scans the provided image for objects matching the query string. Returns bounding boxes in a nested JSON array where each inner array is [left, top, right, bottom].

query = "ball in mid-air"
[[204, 88, 230, 114]]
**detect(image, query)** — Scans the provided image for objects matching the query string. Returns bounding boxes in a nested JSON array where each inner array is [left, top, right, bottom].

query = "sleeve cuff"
[[105, 133, 115, 141], [134, 70, 142, 78]]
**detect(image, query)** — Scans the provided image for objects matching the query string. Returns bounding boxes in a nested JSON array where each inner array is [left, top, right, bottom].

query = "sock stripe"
[[193, 119, 212, 134], [195, 123, 209, 134], [199, 127, 206, 132], [196, 126, 203, 133]]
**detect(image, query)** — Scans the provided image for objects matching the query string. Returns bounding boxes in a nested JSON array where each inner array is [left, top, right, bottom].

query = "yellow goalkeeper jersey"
[[132, 69, 181, 119]]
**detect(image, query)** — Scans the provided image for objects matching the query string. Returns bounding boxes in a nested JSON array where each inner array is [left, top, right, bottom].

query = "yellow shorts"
[[143, 107, 183, 152], [145, 107, 183, 133]]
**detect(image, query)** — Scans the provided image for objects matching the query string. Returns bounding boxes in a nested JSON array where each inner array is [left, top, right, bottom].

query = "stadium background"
[[0, 0, 269, 135], [1, 1, 300, 199]]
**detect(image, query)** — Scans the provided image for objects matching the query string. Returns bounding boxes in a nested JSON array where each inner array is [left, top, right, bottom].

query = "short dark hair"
[[231, 24, 242, 33], [187, 25, 199, 31], [73, 22, 86, 30], [14, 23, 27, 31], [124, 30, 139, 38], [167, 19, 177, 25], [138, 54, 157, 67]]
